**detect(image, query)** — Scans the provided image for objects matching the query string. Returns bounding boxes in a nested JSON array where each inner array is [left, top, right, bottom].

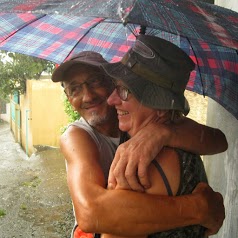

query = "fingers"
[[124, 158, 144, 192], [107, 161, 117, 190], [108, 147, 131, 190], [192, 182, 208, 193], [112, 158, 131, 190], [108, 123, 168, 192], [108, 150, 145, 191], [109, 157, 149, 192], [193, 182, 225, 236], [137, 159, 151, 189]]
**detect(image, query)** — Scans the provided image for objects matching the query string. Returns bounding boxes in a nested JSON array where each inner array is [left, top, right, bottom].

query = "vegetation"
[[0, 51, 54, 101], [0, 50, 79, 132], [60, 95, 80, 133], [63, 95, 80, 123], [20, 204, 27, 210], [0, 208, 6, 217], [21, 176, 41, 188]]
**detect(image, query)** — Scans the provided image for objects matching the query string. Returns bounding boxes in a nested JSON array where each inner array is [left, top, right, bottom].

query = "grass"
[[0, 208, 6, 217], [22, 176, 41, 188], [20, 204, 27, 210]]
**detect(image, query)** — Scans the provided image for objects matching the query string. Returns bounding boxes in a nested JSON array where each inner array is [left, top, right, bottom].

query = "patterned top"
[[149, 149, 207, 238]]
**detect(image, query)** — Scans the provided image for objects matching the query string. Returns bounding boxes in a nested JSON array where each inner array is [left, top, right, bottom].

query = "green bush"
[[63, 96, 80, 123], [61, 95, 80, 134]]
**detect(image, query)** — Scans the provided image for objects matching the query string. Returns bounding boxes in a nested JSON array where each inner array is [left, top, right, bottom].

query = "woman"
[[103, 35, 208, 238]]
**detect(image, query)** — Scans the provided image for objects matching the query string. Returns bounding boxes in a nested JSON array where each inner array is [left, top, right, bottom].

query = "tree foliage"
[[0, 51, 54, 101]]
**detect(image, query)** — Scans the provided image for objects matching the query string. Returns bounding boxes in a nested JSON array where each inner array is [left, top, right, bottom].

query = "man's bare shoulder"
[[61, 124, 95, 143], [60, 125, 100, 163]]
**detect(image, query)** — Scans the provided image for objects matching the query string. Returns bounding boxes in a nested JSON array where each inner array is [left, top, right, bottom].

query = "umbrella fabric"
[[0, 13, 136, 63], [0, 0, 238, 50], [0, 12, 237, 120], [0, 0, 238, 120]]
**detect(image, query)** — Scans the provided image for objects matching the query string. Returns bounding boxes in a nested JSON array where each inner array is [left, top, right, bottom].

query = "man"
[[52, 51, 226, 238]]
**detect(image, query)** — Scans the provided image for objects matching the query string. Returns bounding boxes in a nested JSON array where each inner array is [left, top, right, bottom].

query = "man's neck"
[[94, 123, 120, 138]]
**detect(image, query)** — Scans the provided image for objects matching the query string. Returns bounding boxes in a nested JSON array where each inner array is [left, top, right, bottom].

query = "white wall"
[[204, 1, 238, 238], [0, 103, 10, 122], [204, 99, 238, 238], [216, 0, 238, 12]]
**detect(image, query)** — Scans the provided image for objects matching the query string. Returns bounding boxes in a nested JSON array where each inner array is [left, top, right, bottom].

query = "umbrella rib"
[[63, 17, 106, 61], [186, 37, 205, 97]]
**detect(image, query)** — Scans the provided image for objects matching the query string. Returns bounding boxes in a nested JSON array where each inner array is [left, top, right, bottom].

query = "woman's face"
[[107, 80, 158, 137]]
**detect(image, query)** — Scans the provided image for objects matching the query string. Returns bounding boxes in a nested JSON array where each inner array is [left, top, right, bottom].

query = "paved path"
[[0, 122, 74, 238]]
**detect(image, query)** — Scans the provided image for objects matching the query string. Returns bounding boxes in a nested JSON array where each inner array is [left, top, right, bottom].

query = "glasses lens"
[[65, 76, 103, 98], [67, 84, 83, 97], [116, 85, 128, 101], [87, 75, 103, 88], [65, 74, 112, 98]]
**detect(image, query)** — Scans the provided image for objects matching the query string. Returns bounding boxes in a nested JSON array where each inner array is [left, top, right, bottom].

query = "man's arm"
[[61, 126, 224, 236], [192, 183, 225, 236], [108, 116, 228, 191], [168, 116, 228, 155]]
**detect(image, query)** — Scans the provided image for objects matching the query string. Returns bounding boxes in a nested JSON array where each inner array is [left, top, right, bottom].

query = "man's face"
[[63, 64, 116, 128]]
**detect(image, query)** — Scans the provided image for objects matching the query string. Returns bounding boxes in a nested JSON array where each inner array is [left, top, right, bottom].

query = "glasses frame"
[[63, 75, 106, 98], [115, 84, 131, 101]]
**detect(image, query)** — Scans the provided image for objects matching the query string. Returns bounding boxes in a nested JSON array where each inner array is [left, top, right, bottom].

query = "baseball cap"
[[52, 51, 108, 82]]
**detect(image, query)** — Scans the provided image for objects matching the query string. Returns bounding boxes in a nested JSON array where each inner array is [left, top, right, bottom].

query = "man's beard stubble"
[[87, 110, 109, 127]]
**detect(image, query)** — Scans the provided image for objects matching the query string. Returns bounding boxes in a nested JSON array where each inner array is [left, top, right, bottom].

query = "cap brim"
[[52, 59, 105, 82]]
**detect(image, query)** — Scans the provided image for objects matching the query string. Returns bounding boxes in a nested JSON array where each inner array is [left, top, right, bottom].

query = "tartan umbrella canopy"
[[0, 0, 238, 119], [1, 0, 238, 50]]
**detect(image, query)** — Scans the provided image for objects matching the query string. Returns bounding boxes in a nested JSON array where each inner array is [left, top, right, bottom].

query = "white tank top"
[[71, 117, 120, 180]]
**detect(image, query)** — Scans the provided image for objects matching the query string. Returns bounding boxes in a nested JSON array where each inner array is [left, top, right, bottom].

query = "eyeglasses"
[[115, 84, 131, 101], [64, 75, 106, 98]]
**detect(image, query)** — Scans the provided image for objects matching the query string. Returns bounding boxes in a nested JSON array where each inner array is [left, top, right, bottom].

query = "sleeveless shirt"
[[69, 117, 119, 238], [71, 117, 119, 180]]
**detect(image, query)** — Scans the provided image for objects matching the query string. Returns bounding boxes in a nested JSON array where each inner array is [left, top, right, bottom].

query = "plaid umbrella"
[[1, 0, 238, 49], [0, 0, 238, 120]]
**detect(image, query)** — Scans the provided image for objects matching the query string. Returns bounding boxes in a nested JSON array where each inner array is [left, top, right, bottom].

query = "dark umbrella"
[[0, 0, 237, 119]]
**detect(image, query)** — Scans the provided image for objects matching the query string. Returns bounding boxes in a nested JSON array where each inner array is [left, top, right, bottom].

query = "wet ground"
[[0, 121, 74, 238]]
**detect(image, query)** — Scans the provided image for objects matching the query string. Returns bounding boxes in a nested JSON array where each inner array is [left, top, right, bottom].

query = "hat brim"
[[102, 62, 190, 115]]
